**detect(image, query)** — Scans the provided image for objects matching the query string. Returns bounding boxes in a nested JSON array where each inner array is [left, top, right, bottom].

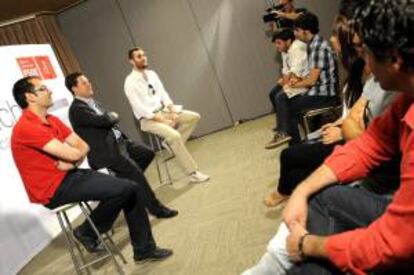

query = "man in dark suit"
[[66, 72, 177, 219]]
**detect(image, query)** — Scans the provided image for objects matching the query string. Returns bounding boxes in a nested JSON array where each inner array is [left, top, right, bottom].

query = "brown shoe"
[[265, 132, 292, 149], [263, 191, 289, 207]]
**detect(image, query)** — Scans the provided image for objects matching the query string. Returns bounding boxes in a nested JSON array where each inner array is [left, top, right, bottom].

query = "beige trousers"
[[141, 110, 200, 174]]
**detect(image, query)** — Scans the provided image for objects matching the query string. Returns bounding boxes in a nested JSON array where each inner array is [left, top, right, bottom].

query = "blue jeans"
[[269, 85, 289, 133], [269, 85, 336, 143], [287, 185, 401, 275]]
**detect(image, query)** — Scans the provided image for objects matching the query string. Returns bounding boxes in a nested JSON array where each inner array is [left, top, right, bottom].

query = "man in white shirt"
[[124, 47, 210, 183], [266, 28, 309, 149]]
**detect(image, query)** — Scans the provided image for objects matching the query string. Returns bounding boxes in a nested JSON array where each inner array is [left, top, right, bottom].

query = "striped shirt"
[[306, 34, 338, 97]]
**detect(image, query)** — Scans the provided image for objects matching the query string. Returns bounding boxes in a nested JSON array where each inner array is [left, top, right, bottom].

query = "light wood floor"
[[19, 115, 288, 275]]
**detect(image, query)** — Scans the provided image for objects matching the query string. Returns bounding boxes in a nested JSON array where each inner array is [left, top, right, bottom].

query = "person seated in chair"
[[266, 28, 309, 149], [281, 12, 339, 144], [245, 1, 414, 274], [124, 47, 210, 183], [66, 72, 177, 219], [11, 76, 172, 262], [264, 14, 398, 207]]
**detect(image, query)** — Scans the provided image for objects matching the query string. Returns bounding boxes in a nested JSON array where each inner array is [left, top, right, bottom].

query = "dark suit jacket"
[[68, 98, 128, 170]]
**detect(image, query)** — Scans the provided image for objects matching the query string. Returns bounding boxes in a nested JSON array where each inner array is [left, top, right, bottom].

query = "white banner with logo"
[[0, 44, 78, 275]]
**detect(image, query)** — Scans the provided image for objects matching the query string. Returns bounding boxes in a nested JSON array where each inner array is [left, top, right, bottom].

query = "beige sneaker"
[[189, 171, 210, 183], [265, 132, 291, 149]]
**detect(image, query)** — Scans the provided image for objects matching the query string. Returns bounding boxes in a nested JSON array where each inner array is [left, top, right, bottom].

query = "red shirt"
[[11, 109, 72, 204], [324, 93, 414, 274]]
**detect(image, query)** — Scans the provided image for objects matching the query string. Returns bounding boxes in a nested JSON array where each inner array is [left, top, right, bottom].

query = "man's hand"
[[283, 188, 309, 230], [322, 126, 343, 144], [56, 160, 76, 171], [287, 77, 300, 88], [164, 119, 177, 128], [153, 113, 176, 127], [107, 111, 119, 121], [167, 104, 177, 113], [166, 112, 179, 123], [284, 165, 338, 233], [286, 222, 309, 262], [321, 122, 335, 131], [270, 10, 283, 17]]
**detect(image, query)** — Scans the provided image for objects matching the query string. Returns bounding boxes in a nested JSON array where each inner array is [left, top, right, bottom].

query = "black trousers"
[[277, 141, 341, 195], [277, 141, 399, 196], [269, 85, 337, 143], [107, 140, 163, 214], [46, 169, 156, 256]]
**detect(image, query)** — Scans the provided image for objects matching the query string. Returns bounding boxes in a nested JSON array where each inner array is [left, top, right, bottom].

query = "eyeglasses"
[[32, 85, 51, 93]]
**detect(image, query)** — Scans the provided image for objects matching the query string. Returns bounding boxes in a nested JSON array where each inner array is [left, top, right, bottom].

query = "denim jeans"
[[269, 85, 289, 134], [287, 185, 393, 275]]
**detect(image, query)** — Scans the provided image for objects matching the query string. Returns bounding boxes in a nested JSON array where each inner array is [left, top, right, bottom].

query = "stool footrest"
[[51, 201, 126, 275]]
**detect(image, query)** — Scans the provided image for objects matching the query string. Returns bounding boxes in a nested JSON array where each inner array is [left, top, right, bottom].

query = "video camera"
[[262, 3, 285, 23], [262, 0, 294, 28]]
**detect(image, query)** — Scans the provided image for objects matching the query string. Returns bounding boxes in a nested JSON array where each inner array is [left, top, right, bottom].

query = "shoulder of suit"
[[71, 98, 86, 107], [69, 99, 89, 112]]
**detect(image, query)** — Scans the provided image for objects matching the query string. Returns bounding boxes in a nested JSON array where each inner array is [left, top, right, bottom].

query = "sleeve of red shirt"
[[50, 116, 73, 140], [325, 147, 414, 273], [323, 95, 414, 273]]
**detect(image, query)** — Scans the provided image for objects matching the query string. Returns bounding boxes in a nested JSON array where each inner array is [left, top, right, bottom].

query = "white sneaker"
[[189, 171, 210, 183]]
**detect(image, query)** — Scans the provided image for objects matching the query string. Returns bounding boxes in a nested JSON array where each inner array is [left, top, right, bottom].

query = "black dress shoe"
[[73, 227, 105, 253], [153, 207, 178, 219], [134, 247, 173, 262]]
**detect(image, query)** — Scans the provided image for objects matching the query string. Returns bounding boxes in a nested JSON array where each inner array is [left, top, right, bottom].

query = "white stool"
[[52, 202, 127, 274]]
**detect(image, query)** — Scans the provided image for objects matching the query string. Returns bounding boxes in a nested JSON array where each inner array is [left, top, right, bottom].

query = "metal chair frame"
[[148, 133, 173, 186], [302, 104, 342, 138], [53, 202, 127, 275]]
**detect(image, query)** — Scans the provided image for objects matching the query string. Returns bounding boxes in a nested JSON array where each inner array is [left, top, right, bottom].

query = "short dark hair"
[[128, 47, 142, 60], [354, 0, 414, 70], [272, 28, 295, 42], [294, 12, 319, 34], [65, 72, 83, 95], [12, 76, 41, 109]]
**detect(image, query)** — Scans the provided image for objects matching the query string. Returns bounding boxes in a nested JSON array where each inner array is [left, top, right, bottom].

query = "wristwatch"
[[298, 233, 310, 259]]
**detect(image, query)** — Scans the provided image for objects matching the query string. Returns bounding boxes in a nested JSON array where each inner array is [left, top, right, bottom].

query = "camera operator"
[[263, 0, 306, 31]]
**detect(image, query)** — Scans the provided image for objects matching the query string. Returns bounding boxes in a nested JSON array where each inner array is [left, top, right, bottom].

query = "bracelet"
[[298, 233, 310, 260]]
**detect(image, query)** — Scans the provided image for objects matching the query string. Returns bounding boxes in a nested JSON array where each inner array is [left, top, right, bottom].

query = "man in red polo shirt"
[[11, 76, 172, 262], [273, 0, 414, 274]]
